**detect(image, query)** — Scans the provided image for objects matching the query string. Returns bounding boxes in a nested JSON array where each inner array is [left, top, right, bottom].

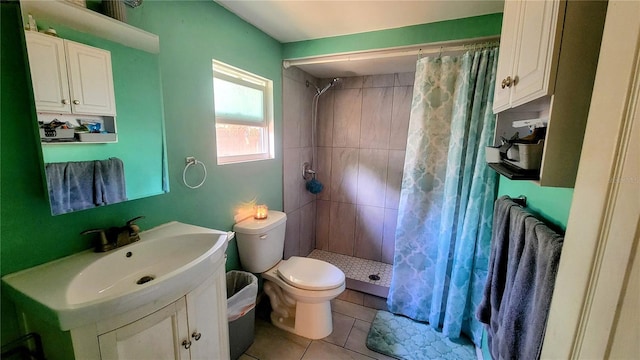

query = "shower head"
[[317, 78, 341, 95], [306, 78, 341, 96]]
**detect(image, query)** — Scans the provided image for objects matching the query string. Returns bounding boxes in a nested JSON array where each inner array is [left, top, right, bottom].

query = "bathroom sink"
[[2, 222, 229, 331], [66, 232, 222, 305]]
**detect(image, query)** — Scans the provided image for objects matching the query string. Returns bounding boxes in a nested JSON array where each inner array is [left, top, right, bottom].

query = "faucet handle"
[[126, 216, 144, 243], [81, 228, 107, 237], [126, 216, 145, 227]]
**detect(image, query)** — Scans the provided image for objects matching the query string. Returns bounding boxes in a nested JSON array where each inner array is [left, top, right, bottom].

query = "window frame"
[[212, 60, 274, 165]]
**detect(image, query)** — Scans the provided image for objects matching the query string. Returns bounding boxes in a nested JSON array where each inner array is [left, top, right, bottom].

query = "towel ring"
[[183, 157, 207, 189]]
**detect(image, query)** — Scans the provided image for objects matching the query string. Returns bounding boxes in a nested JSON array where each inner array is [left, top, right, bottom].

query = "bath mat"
[[366, 310, 476, 360]]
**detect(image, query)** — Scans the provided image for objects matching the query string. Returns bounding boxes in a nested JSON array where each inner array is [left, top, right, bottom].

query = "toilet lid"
[[277, 257, 345, 291]]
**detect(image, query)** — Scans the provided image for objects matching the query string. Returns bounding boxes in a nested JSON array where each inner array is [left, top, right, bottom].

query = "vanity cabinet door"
[[98, 299, 190, 360], [185, 269, 230, 360], [65, 40, 117, 116], [493, 0, 565, 113], [25, 31, 72, 113]]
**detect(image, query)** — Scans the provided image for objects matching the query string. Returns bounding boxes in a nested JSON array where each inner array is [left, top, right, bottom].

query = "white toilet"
[[233, 210, 345, 339]]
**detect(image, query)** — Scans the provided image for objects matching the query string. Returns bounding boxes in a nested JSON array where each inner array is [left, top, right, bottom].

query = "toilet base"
[[269, 301, 333, 339]]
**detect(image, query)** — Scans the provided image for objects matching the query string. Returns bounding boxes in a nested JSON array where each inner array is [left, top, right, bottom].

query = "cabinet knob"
[[501, 76, 513, 89], [182, 339, 192, 349], [192, 331, 202, 341], [73, 100, 80, 105], [61, 99, 68, 105]]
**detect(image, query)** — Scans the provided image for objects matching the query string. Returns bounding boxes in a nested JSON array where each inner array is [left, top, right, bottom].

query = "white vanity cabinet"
[[25, 31, 116, 116], [184, 268, 230, 360], [98, 299, 191, 359], [491, 0, 608, 187], [82, 267, 229, 360], [3, 222, 231, 360], [492, 0, 564, 113]]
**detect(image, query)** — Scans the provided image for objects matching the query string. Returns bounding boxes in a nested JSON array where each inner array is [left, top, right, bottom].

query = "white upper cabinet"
[[25, 31, 116, 116], [25, 31, 71, 113], [64, 40, 116, 116], [491, 0, 608, 187], [493, 0, 564, 113]]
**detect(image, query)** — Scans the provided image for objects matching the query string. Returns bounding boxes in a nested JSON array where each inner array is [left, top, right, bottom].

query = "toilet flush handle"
[[259, 234, 268, 240]]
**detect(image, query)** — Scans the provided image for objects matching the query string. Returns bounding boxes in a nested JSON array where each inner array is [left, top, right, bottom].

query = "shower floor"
[[308, 249, 393, 298]]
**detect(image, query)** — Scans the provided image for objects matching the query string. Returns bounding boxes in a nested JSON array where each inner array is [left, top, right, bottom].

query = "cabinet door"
[[25, 32, 72, 113], [509, 0, 564, 108], [493, 0, 521, 113], [186, 270, 230, 360], [65, 40, 117, 115], [98, 299, 190, 360]]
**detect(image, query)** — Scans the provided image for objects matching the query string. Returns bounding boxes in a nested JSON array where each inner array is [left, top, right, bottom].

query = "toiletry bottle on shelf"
[[27, 14, 37, 31]]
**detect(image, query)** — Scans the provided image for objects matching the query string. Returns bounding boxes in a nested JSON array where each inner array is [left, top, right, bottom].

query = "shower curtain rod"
[[282, 35, 500, 69]]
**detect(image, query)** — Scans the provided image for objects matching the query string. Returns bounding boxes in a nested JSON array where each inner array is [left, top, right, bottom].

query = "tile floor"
[[240, 289, 395, 360]]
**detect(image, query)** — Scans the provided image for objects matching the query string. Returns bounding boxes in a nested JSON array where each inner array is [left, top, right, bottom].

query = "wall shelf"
[[20, 0, 159, 54], [489, 163, 540, 181]]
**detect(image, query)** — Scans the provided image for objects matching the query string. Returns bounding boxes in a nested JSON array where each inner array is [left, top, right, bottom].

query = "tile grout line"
[[299, 340, 312, 360], [342, 319, 356, 349]]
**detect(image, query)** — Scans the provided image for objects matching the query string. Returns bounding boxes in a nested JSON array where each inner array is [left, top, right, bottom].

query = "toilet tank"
[[233, 210, 287, 273]]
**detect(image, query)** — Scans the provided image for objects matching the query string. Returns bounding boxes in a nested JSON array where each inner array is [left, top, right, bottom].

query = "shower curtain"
[[387, 48, 499, 346]]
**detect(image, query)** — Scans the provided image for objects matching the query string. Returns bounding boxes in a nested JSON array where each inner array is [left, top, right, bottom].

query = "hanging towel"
[[46, 161, 95, 215], [45, 158, 127, 215], [476, 196, 518, 326], [476, 196, 564, 360], [94, 157, 127, 205]]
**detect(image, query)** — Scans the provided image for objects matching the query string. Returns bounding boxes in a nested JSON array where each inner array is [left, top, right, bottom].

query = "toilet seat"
[[277, 257, 344, 291]]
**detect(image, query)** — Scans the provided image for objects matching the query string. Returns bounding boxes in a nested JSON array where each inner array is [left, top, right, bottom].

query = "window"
[[212, 60, 274, 164]]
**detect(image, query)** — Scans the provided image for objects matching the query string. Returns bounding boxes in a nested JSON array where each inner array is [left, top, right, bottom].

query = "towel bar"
[[512, 196, 527, 207]]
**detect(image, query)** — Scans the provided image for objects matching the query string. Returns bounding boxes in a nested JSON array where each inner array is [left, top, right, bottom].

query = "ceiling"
[[215, 0, 504, 77]]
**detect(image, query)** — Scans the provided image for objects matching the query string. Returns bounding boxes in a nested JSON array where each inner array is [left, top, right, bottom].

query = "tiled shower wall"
[[315, 73, 415, 264], [282, 67, 318, 259]]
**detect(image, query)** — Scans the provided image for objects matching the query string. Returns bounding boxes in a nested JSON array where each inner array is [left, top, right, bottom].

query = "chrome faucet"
[[81, 216, 145, 252]]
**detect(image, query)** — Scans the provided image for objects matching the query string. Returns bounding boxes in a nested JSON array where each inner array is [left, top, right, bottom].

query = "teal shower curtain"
[[387, 48, 499, 345]]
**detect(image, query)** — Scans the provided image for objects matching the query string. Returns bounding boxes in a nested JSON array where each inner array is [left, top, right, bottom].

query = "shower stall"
[[282, 67, 415, 298]]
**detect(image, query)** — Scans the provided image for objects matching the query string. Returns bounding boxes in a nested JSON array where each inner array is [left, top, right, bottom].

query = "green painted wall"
[[283, 13, 503, 59], [497, 178, 574, 229], [0, 0, 282, 347]]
